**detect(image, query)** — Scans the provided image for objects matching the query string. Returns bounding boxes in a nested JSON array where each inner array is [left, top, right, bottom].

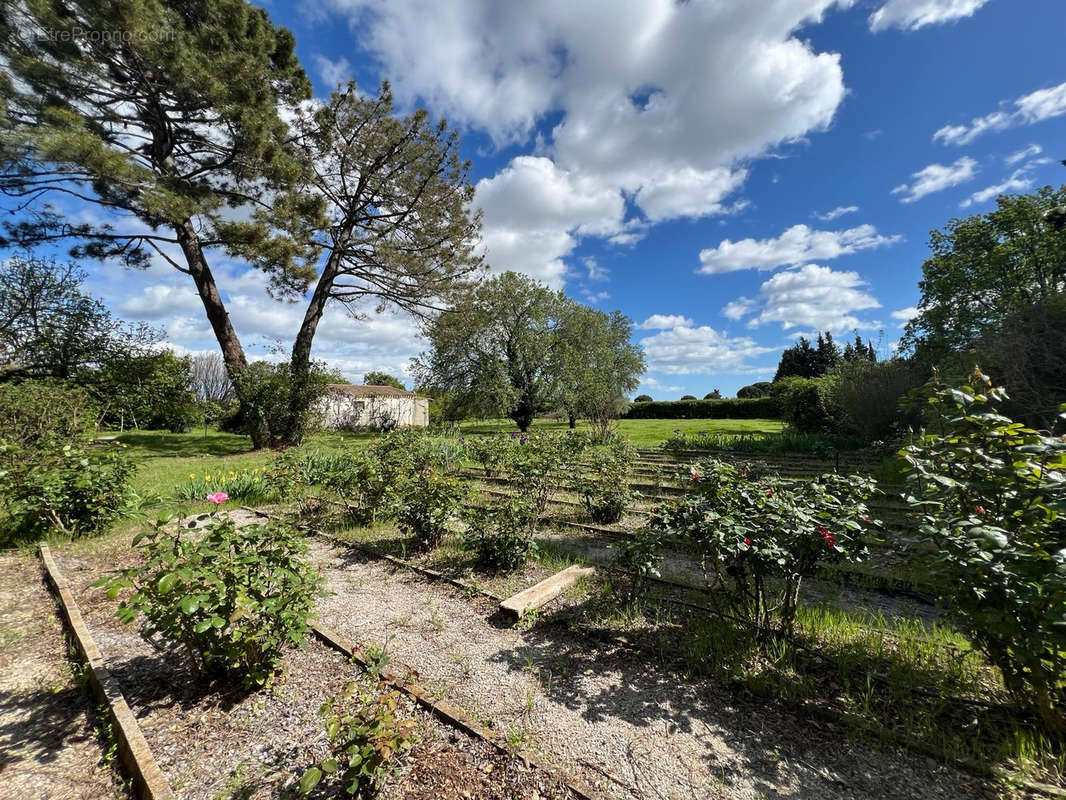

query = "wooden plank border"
[[39, 543, 176, 800]]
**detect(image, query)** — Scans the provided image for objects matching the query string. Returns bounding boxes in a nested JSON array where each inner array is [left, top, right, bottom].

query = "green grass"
[[110, 428, 378, 513], [458, 417, 784, 448], [109, 417, 785, 508]]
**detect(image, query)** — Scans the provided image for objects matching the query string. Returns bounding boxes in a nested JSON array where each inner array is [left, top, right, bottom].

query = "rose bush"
[[901, 369, 1066, 732], [649, 459, 879, 639]]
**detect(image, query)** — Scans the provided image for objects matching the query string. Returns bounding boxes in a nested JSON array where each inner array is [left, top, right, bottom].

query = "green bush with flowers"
[[648, 459, 879, 639], [901, 369, 1066, 733]]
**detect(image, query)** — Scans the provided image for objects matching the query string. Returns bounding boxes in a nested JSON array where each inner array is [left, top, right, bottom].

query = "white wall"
[[315, 393, 428, 429]]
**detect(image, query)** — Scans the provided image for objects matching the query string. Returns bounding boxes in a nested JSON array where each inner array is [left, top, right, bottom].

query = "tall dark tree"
[[283, 83, 481, 443], [0, 0, 320, 447], [774, 337, 819, 380]]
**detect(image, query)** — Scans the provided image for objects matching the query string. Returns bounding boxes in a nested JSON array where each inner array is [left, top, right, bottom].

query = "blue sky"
[[13, 0, 1066, 398]]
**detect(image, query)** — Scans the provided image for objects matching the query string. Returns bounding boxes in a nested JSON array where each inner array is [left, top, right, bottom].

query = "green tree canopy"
[[0, 0, 320, 447], [552, 303, 644, 434], [901, 186, 1066, 362], [0, 255, 158, 379], [414, 272, 564, 431]]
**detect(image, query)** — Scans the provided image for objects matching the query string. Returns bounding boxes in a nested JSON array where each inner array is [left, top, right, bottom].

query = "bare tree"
[[189, 352, 235, 405]]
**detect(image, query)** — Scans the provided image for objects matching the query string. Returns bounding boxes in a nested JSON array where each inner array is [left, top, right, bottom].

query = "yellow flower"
[[188, 473, 196, 480]]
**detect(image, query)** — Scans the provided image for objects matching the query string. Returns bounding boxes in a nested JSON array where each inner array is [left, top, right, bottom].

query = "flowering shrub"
[[299, 681, 418, 797], [462, 498, 539, 571], [395, 466, 467, 550], [176, 467, 271, 504], [101, 511, 322, 688], [650, 459, 878, 638], [901, 370, 1066, 732], [575, 438, 635, 523]]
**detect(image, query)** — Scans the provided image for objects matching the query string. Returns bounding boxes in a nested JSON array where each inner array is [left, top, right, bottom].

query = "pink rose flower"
[[206, 492, 229, 505]]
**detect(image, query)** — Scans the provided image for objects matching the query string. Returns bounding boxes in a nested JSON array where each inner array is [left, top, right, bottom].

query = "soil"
[[53, 536, 577, 800], [0, 550, 126, 800]]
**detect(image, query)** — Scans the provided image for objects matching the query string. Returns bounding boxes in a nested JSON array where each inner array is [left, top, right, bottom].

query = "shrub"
[[736, 381, 772, 399], [650, 459, 878, 639], [621, 396, 780, 420], [0, 381, 133, 545], [395, 466, 467, 550], [680, 394, 697, 400], [829, 358, 925, 442], [771, 376, 840, 433], [633, 394, 653, 403], [576, 438, 634, 523], [0, 379, 98, 446], [508, 432, 586, 516], [299, 681, 418, 798], [703, 389, 722, 400], [463, 434, 519, 477], [901, 369, 1066, 732], [463, 499, 539, 571], [0, 440, 136, 544], [104, 512, 322, 688]]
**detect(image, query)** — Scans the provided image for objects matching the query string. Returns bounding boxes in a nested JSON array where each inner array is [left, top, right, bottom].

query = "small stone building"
[[316, 384, 429, 430]]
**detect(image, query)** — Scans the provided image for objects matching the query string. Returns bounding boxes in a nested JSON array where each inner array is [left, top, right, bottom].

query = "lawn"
[[113, 416, 783, 510], [458, 416, 784, 448]]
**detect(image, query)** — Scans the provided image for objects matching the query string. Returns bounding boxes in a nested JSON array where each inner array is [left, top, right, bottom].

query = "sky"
[[17, 0, 1066, 398]]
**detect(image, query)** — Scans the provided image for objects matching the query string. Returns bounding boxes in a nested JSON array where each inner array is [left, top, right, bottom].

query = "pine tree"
[[0, 0, 320, 447]]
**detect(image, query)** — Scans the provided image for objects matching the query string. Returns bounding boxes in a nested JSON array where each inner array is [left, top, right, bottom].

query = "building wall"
[[316, 393, 428, 430]]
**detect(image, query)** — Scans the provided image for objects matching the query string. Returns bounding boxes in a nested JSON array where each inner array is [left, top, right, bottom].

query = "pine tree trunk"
[[173, 219, 271, 449], [283, 252, 340, 446]]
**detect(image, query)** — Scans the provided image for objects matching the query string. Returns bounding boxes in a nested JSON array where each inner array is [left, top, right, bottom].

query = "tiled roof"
[[324, 383, 419, 398]]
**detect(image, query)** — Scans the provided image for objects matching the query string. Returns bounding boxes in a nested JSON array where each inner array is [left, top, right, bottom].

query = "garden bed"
[[51, 537, 580, 800], [307, 537, 1001, 800]]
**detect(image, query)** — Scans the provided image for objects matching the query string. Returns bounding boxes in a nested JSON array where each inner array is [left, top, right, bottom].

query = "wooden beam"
[[500, 564, 595, 618]]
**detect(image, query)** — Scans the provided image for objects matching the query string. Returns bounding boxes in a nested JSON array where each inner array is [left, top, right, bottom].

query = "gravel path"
[[0, 551, 126, 800], [312, 539, 1002, 800]]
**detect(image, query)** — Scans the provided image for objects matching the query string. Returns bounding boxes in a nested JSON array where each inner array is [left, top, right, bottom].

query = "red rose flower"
[[976, 505, 986, 515], [816, 525, 836, 549], [743, 537, 752, 546]]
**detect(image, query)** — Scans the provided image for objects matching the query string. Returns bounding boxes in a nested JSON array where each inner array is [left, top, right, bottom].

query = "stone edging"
[[39, 543, 176, 800], [309, 621, 608, 800]]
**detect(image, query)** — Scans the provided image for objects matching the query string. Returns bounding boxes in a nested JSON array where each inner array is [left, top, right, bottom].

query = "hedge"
[[622, 396, 781, 420]]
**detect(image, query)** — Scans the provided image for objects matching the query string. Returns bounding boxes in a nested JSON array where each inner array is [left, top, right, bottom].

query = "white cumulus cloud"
[[891, 157, 978, 203], [736, 264, 882, 331], [698, 223, 900, 274], [638, 314, 694, 330], [638, 321, 776, 375], [322, 0, 860, 281]]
